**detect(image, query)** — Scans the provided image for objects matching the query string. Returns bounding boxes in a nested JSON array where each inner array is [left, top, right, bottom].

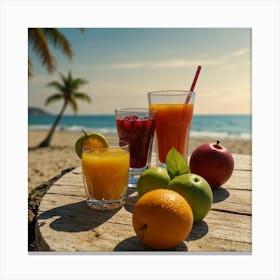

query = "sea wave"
[[28, 125, 52, 131], [190, 131, 251, 140], [28, 125, 251, 140], [28, 124, 117, 134]]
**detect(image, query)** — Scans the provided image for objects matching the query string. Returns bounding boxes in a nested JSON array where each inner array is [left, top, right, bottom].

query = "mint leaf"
[[166, 147, 189, 179]]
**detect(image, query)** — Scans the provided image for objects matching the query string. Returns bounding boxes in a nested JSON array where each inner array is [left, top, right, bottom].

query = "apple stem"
[[82, 130, 88, 137], [217, 140, 220, 146]]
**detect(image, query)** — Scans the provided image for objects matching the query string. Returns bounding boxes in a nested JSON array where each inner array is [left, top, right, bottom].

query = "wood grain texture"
[[36, 154, 252, 252]]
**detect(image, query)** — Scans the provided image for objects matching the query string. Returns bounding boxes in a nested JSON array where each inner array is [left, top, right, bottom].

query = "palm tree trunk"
[[38, 101, 68, 147]]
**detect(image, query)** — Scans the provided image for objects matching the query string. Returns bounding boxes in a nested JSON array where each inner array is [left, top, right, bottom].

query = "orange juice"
[[82, 148, 129, 201], [149, 104, 194, 163]]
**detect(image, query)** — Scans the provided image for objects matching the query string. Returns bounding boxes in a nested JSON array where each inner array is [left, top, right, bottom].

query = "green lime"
[[75, 131, 109, 159], [168, 173, 213, 223], [137, 167, 170, 197]]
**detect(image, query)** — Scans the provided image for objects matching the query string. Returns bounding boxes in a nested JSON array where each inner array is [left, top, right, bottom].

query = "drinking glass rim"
[[115, 108, 151, 112], [82, 140, 129, 153], [147, 90, 195, 96], [114, 108, 157, 116]]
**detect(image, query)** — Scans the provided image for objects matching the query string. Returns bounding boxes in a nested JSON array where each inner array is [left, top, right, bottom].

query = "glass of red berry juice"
[[115, 108, 156, 187]]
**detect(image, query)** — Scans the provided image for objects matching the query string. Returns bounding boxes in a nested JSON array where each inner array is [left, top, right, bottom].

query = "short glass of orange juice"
[[82, 140, 130, 210], [148, 90, 195, 166]]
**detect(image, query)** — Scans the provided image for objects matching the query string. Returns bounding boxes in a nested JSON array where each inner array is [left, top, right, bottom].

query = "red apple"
[[189, 141, 234, 188]]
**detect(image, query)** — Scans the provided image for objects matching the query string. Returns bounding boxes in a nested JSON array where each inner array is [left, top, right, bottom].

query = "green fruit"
[[137, 167, 170, 197], [75, 131, 109, 159], [168, 173, 213, 223]]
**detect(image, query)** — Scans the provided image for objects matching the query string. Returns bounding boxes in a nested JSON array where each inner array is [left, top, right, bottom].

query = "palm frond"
[[73, 92, 91, 103], [28, 28, 83, 78], [69, 78, 88, 92], [68, 98, 78, 114], [28, 28, 56, 73], [59, 72, 73, 90], [44, 71, 89, 114], [59, 72, 88, 92], [47, 80, 65, 92], [42, 28, 73, 59], [45, 94, 63, 106], [73, 78, 88, 86]]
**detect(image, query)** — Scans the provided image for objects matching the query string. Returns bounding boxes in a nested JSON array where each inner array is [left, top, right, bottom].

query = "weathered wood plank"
[[52, 172, 83, 186], [36, 154, 252, 252], [43, 171, 251, 215], [50, 168, 252, 195], [212, 188, 251, 215], [232, 154, 251, 170], [49, 183, 85, 198], [224, 170, 252, 190], [55, 157, 251, 204], [37, 194, 251, 252], [72, 153, 251, 174]]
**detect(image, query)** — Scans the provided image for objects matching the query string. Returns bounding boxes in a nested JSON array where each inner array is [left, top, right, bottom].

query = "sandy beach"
[[28, 130, 251, 193]]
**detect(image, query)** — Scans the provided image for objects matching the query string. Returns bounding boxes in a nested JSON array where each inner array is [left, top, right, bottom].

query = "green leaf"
[[166, 147, 189, 179]]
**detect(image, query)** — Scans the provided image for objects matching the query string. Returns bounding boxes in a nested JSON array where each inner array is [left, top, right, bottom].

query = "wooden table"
[[36, 154, 252, 252]]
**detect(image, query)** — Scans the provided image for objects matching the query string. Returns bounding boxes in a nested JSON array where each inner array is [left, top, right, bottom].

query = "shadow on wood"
[[114, 236, 188, 252], [212, 187, 230, 203], [37, 200, 121, 232], [123, 188, 139, 213], [186, 220, 209, 241]]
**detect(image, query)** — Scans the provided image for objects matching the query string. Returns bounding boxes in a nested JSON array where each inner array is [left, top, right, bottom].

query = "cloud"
[[232, 48, 250, 57], [152, 59, 221, 68], [100, 62, 144, 70], [92, 48, 250, 71], [95, 58, 224, 70]]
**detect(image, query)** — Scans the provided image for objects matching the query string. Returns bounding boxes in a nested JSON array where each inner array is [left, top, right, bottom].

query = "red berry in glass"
[[116, 114, 156, 168]]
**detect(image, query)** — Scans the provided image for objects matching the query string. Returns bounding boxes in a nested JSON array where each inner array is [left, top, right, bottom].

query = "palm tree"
[[28, 28, 83, 78], [38, 71, 91, 147]]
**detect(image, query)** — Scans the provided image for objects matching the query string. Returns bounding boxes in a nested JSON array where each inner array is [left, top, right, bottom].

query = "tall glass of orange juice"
[[82, 140, 130, 210], [148, 90, 195, 166]]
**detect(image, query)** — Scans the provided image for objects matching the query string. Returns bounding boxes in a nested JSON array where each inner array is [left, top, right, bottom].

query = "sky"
[[28, 28, 251, 115]]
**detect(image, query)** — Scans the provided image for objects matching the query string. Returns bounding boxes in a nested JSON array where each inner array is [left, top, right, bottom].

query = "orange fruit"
[[132, 189, 193, 250]]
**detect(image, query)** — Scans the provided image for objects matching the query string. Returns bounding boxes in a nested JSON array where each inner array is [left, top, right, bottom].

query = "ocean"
[[28, 114, 251, 141]]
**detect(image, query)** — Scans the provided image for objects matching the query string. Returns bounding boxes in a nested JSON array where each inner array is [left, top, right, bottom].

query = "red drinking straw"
[[185, 65, 202, 104]]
